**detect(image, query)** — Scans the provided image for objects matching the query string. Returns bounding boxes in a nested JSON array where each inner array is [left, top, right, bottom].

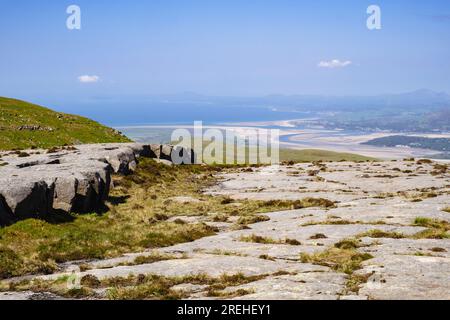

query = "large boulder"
[[0, 195, 14, 226], [160, 145, 174, 161], [0, 179, 53, 221], [52, 176, 78, 212]]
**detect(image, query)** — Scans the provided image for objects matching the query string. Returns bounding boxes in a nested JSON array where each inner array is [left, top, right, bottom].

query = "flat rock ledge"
[[0, 143, 193, 225]]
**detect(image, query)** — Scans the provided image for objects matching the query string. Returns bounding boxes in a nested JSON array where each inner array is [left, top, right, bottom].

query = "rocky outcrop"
[[0, 143, 194, 225], [1, 160, 449, 300]]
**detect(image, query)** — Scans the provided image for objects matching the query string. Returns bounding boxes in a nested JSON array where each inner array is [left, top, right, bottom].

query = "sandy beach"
[[117, 123, 449, 160]]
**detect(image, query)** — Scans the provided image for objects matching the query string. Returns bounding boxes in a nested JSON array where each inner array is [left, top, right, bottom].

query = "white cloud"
[[78, 75, 100, 83], [318, 59, 352, 68]]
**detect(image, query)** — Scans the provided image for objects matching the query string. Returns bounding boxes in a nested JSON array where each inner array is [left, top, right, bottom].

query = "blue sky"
[[1, 0, 450, 103]]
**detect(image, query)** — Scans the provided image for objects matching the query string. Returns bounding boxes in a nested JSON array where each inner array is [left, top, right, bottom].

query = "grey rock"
[[38, 253, 327, 281], [160, 144, 173, 160], [0, 194, 13, 225], [149, 144, 162, 158], [229, 273, 347, 300], [0, 143, 193, 224], [358, 254, 450, 300], [171, 283, 209, 294], [0, 291, 66, 301], [3, 160, 449, 300], [0, 292, 35, 300], [0, 180, 53, 221], [154, 159, 174, 166]]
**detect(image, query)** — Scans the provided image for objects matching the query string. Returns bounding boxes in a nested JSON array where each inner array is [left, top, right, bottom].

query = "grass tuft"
[[412, 217, 450, 239], [239, 234, 301, 246], [236, 215, 270, 225], [358, 229, 405, 239], [300, 248, 373, 275]]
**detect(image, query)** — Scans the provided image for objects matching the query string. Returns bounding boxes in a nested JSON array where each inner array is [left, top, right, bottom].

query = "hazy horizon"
[[1, 0, 450, 105]]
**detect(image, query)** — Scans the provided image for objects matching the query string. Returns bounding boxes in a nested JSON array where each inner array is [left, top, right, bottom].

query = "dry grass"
[[117, 253, 182, 267], [259, 198, 336, 210], [104, 273, 264, 300], [356, 219, 450, 240], [431, 164, 448, 176], [2, 271, 267, 300], [236, 215, 270, 225], [239, 234, 301, 246], [258, 254, 276, 261], [309, 233, 328, 240], [412, 218, 450, 239], [302, 219, 386, 227], [358, 229, 405, 239], [345, 272, 373, 294], [334, 239, 362, 250]]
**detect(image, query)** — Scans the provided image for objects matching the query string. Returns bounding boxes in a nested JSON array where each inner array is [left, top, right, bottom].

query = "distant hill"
[[0, 97, 131, 150], [362, 135, 450, 152]]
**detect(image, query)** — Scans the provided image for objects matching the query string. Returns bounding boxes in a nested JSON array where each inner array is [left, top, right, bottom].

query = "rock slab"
[[0, 143, 193, 225]]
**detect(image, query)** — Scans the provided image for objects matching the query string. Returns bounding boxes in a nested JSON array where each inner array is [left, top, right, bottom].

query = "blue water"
[[56, 102, 306, 127]]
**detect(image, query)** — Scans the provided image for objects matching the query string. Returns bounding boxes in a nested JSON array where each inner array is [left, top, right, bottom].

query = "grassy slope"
[[280, 149, 375, 162], [0, 97, 130, 150], [190, 139, 376, 164]]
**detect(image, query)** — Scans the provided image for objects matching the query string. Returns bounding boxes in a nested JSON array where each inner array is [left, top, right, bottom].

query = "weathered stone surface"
[[39, 253, 327, 281], [0, 143, 192, 224], [0, 292, 36, 300], [149, 144, 162, 158], [172, 283, 209, 294], [1, 159, 449, 300], [160, 144, 173, 160], [206, 161, 449, 204], [357, 255, 450, 300], [0, 180, 54, 221], [0, 291, 65, 300], [229, 273, 348, 300], [0, 195, 13, 225]]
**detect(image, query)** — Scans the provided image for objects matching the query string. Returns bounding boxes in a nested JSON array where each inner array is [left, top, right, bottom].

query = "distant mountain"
[[77, 89, 450, 110], [363, 135, 450, 152], [380, 89, 450, 109], [257, 89, 450, 111], [0, 97, 130, 150], [45, 89, 450, 130]]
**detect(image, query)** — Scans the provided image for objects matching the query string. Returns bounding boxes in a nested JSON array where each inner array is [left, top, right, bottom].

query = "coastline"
[[116, 121, 449, 160]]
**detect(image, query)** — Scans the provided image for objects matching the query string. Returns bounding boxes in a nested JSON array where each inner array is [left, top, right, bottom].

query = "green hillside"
[[280, 149, 376, 162], [0, 97, 131, 150]]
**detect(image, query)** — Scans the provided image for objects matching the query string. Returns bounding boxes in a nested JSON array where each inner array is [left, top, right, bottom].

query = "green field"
[[279, 148, 376, 162], [173, 138, 376, 164], [197, 144, 376, 164], [0, 97, 130, 150]]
